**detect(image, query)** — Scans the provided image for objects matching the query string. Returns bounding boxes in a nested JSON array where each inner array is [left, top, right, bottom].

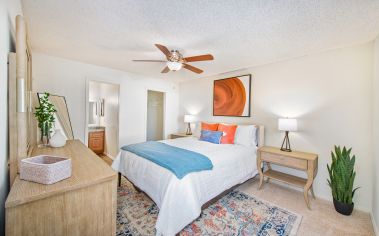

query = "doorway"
[[86, 80, 120, 160], [146, 90, 165, 141]]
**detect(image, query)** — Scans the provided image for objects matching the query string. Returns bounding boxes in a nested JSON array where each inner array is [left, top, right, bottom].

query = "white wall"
[[88, 81, 120, 157], [32, 53, 179, 150], [179, 43, 374, 211], [373, 36, 379, 232], [0, 0, 22, 235]]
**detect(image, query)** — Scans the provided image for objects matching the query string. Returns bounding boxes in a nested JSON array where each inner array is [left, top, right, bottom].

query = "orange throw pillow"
[[201, 122, 219, 131], [218, 123, 237, 144]]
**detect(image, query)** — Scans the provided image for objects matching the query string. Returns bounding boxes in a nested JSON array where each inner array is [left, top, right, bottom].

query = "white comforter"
[[112, 137, 258, 236]]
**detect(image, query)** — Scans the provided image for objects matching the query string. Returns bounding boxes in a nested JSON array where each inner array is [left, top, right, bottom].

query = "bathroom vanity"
[[88, 126, 105, 155]]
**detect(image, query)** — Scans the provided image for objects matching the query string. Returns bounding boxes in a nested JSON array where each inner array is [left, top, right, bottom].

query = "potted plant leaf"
[[34, 92, 57, 146], [327, 146, 359, 215]]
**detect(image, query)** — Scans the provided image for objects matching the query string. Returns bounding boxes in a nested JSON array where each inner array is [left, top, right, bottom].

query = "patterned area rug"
[[117, 179, 302, 236]]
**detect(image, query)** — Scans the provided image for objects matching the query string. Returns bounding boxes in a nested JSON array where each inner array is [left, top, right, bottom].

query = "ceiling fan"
[[132, 44, 214, 74]]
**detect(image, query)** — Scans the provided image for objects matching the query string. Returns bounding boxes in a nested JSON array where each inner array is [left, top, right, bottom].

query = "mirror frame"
[[37, 93, 74, 140]]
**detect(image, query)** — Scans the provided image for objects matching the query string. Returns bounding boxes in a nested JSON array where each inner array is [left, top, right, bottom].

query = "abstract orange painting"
[[213, 74, 251, 117]]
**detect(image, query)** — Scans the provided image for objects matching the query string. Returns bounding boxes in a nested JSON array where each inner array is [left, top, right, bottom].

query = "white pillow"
[[234, 125, 258, 147]]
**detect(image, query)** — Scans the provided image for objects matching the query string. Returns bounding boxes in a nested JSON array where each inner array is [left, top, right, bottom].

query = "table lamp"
[[278, 118, 298, 152], [184, 115, 196, 135]]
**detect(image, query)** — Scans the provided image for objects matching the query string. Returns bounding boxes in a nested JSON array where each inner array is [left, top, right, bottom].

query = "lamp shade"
[[278, 118, 298, 132], [167, 61, 183, 71], [184, 114, 196, 123]]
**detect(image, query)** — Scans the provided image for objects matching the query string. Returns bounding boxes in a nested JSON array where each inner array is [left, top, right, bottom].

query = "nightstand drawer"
[[261, 152, 307, 170]]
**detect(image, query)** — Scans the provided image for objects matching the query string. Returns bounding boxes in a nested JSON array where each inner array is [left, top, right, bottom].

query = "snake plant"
[[327, 146, 359, 204]]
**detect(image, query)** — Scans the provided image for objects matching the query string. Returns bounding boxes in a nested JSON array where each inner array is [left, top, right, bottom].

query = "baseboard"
[[370, 212, 379, 236]]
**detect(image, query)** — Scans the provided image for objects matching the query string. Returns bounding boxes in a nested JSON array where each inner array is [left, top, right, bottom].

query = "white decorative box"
[[20, 155, 72, 185]]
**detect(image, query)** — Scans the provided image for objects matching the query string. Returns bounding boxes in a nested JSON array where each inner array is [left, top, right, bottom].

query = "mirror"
[[88, 101, 98, 125], [37, 93, 74, 140], [88, 99, 105, 126]]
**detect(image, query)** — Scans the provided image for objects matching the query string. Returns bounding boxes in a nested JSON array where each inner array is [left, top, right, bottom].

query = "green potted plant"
[[327, 146, 359, 215], [34, 92, 57, 146]]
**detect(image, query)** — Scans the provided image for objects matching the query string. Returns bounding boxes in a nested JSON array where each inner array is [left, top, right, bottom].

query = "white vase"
[[50, 129, 67, 148]]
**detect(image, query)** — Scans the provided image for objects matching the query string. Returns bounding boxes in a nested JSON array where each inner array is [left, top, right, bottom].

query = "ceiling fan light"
[[167, 61, 183, 71]]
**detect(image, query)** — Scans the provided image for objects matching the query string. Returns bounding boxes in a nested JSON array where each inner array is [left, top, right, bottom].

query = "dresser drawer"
[[260, 152, 307, 170]]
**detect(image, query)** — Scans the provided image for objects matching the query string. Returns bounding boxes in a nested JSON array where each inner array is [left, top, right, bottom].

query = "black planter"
[[333, 198, 354, 215]]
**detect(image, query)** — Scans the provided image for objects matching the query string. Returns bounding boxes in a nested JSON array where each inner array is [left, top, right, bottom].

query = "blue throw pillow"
[[200, 130, 223, 144]]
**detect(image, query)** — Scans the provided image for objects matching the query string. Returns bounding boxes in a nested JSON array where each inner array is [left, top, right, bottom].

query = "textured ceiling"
[[22, 0, 379, 82]]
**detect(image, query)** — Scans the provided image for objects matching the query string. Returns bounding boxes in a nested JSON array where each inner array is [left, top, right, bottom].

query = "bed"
[[112, 125, 264, 236]]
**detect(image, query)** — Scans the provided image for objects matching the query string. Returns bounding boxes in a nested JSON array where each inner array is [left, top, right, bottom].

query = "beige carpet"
[[100, 156, 375, 235], [238, 177, 375, 236]]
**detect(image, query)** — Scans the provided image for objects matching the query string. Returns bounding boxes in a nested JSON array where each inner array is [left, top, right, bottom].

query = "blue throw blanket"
[[122, 141, 213, 179]]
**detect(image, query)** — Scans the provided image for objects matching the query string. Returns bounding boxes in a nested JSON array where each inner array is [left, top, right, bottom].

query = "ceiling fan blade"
[[155, 44, 171, 58], [184, 54, 214, 62], [161, 66, 170, 73], [183, 64, 203, 74], [132, 60, 166, 62]]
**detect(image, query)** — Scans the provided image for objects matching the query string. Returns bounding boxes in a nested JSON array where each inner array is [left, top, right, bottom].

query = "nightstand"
[[170, 133, 194, 139], [257, 146, 318, 209]]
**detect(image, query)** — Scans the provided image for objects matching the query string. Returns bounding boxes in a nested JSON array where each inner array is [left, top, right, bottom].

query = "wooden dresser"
[[5, 140, 117, 236]]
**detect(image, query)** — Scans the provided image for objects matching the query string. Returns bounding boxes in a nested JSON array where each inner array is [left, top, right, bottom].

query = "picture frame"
[[213, 74, 251, 117]]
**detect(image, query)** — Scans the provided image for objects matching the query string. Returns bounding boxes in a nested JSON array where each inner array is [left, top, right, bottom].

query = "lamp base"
[[280, 147, 292, 152], [280, 131, 292, 152], [186, 123, 192, 135]]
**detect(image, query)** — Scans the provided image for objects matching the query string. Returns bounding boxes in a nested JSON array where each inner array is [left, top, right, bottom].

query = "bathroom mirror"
[[88, 101, 98, 125], [37, 93, 74, 140], [88, 99, 105, 126]]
